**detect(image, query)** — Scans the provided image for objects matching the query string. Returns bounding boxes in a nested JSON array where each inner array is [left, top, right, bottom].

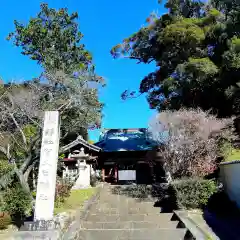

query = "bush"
[[31, 191, 36, 199], [55, 179, 72, 207], [0, 160, 14, 177], [0, 212, 11, 230], [169, 178, 218, 209], [221, 142, 240, 162], [2, 184, 32, 219]]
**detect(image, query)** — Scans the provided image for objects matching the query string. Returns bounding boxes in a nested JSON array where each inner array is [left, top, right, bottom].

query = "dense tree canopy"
[[8, 3, 94, 73], [0, 3, 104, 193], [7, 3, 104, 131], [111, 0, 240, 117]]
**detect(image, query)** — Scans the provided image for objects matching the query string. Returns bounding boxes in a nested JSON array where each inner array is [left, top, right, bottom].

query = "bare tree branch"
[[9, 113, 27, 146], [23, 159, 38, 182], [57, 99, 72, 112], [0, 145, 10, 159], [148, 108, 235, 179], [0, 67, 103, 191], [10, 133, 25, 151], [20, 135, 41, 173]]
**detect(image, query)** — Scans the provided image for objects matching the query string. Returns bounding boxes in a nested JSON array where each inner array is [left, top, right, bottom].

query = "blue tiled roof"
[[94, 129, 163, 152]]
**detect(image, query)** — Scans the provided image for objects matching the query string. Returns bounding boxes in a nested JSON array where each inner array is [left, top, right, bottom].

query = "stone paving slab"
[[89, 208, 161, 215], [80, 220, 179, 229], [92, 201, 156, 207], [75, 229, 187, 240], [89, 204, 161, 212], [97, 197, 155, 204], [86, 213, 173, 222], [94, 196, 155, 201], [91, 205, 156, 212], [1, 230, 60, 240], [95, 200, 155, 205]]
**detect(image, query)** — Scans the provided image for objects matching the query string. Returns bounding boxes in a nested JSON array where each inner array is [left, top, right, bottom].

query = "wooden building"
[[94, 128, 165, 184]]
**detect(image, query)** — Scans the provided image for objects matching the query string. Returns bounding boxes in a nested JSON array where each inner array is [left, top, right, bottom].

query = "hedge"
[[169, 178, 218, 209]]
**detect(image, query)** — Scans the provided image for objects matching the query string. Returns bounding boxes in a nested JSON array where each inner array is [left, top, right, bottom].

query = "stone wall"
[[220, 161, 240, 208]]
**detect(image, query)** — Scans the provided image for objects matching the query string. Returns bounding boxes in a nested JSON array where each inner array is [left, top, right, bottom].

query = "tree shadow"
[[111, 184, 153, 202], [110, 181, 240, 239], [203, 191, 240, 240], [110, 183, 178, 214], [11, 213, 27, 229], [11, 209, 35, 229], [152, 183, 178, 213]]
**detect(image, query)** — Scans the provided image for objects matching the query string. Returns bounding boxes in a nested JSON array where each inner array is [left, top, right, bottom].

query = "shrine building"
[[94, 128, 165, 184]]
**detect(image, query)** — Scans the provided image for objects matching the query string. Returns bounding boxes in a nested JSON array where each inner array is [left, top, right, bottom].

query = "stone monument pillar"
[[34, 111, 60, 221]]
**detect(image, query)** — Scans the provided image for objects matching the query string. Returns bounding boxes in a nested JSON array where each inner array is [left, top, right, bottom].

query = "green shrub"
[[220, 141, 240, 162], [32, 191, 36, 199], [170, 178, 218, 209], [0, 212, 11, 230], [2, 184, 32, 218], [55, 179, 72, 207], [0, 160, 14, 177], [225, 148, 240, 162]]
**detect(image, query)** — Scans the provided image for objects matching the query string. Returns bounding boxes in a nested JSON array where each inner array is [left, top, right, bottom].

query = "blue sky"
[[1, 0, 166, 142]]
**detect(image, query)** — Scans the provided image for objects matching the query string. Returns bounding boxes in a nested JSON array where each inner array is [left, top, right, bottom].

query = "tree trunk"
[[15, 169, 31, 194], [32, 168, 36, 190], [165, 171, 172, 184]]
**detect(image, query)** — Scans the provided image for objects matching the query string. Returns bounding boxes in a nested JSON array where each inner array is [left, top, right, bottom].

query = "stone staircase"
[[76, 185, 188, 240]]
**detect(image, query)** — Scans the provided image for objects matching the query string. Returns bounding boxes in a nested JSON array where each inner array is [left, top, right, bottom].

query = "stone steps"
[[2, 230, 60, 240], [76, 229, 187, 240], [92, 200, 155, 204], [98, 196, 155, 203], [90, 201, 157, 210], [91, 204, 157, 211], [86, 213, 173, 222], [91, 200, 154, 207], [76, 185, 187, 240], [80, 220, 179, 229], [89, 205, 161, 214], [89, 209, 161, 215]]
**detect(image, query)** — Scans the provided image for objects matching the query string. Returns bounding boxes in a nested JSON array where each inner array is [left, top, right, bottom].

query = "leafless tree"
[[0, 69, 104, 194], [148, 108, 235, 180]]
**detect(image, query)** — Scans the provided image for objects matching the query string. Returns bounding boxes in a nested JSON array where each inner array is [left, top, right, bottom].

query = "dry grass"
[[54, 188, 96, 215]]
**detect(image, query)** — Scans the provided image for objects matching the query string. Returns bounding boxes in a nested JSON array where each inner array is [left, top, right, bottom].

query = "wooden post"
[[102, 168, 105, 182]]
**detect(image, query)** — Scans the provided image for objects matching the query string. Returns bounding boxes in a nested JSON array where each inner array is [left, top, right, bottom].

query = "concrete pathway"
[[76, 185, 187, 240]]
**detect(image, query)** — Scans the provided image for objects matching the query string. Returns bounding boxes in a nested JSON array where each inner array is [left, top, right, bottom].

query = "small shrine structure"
[[59, 136, 101, 188]]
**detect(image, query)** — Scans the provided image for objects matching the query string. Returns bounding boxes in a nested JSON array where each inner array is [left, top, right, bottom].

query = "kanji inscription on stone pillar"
[[34, 111, 60, 221]]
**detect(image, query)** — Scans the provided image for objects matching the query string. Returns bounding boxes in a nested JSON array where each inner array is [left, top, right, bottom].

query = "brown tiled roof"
[[60, 136, 101, 153]]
